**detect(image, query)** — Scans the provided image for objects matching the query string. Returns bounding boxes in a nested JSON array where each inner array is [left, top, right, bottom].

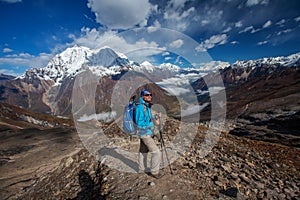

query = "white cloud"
[[257, 41, 268, 45], [195, 34, 228, 52], [222, 27, 232, 33], [147, 20, 161, 33], [181, 103, 209, 117], [239, 20, 271, 34], [276, 19, 286, 27], [162, 51, 170, 56], [174, 21, 189, 31], [0, 52, 52, 69], [209, 86, 225, 95], [167, 0, 189, 10], [175, 55, 182, 65], [163, 0, 195, 31], [262, 20, 272, 29], [169, 39, 184, 48], [0, 0, 21, 3], [3, 48, 13, 53], [163, 0, 191, 20], [87, 0, 152, 29], [193, 7, 224, 31], [235, 21, 243, 28], [164, 56, 172, 61], [231, 41, 239, 45], [245, 0, 269, 7], [77, 112, 116, 122], [239, 26, 254, 33], [0, 69, 19, 76], [181, 7, 195, 18], [156, 76, 191, 96], [69, 28, 118, 49], [294, 16, 300, 22], [70, 28, 166, 63], [277, 29, 292, 36], [239, 26, 261, 34], [200, 19, 210, 26]]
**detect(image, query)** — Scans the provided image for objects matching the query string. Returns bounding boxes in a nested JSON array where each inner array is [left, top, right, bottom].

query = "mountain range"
[[0, 46, 299, 146], [1, 46, 300, 199]]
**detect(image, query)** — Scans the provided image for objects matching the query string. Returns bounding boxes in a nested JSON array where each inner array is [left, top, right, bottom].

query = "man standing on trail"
[[135, 89, 163, 179]]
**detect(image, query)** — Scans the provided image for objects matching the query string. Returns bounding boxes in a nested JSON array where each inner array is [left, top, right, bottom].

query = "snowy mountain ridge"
[[232, 52, 300, 68], [18, 45, 138, 85], [17, 45, 300, 86]]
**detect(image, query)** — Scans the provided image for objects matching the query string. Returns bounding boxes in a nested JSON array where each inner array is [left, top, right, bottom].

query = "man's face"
[[142, 92, 152, 102]]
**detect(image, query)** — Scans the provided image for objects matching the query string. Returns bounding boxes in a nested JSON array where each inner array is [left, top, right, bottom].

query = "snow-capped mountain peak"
[[46, 45, 91, 77], [18, 45, 300, 87], [136, 61, 180, 74], [140, 61, 153, 67], [88, 46, 130, 67], [18, 45, 136, 85], [18, 45, 91, 84], [198, 61, 230, 72], [232, 52, 300, 68]]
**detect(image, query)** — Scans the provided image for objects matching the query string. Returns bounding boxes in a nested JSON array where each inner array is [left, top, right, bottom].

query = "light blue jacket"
[[134, 97, 154, 136]]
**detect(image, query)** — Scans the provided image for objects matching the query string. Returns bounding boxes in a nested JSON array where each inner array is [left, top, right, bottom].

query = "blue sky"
[[1, 0, 300, 75]]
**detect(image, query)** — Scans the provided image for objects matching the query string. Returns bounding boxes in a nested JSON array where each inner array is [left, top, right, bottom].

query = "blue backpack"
[[123, 96, 146, 135], [123, 101, 138, 134]]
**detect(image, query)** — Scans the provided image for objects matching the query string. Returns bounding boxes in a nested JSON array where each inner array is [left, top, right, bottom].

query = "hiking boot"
[[150, 172, 164, 179]]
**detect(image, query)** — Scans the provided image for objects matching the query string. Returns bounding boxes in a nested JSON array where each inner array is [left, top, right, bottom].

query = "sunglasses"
[[143, 93, 152, 97]]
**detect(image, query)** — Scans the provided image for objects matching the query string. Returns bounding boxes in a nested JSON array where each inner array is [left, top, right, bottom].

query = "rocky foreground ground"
[[0, 117, 299, 200]]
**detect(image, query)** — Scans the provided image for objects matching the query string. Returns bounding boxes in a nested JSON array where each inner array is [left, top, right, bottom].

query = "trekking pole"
[[158, 116, 173, 174]]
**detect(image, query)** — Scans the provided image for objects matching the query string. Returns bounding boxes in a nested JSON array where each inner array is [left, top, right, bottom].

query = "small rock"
[[230, 172, 239, 179], [148, 182, 155, 186], [246, 161, 255, 168], [221, 165, 232, 173], [266, 189, 280, 199], [138, 196, 148, 200], [103, 176, 108, 182], [239, 173, 250, 184], [65, 157, 73, 167], [279, 193, 286, 199], [196, 162, 203, 169], [220, 187, 238, 198], [255, 182, 265, 189], [284, 188, 296, 197], [220, 157, 231, 162], [252, 188, 258, 194], [214, 181, 223, 187]]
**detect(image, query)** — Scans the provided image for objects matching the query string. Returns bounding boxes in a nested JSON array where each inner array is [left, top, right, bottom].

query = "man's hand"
[[155, 112, 161, 119], [153, 112, 161, 125]]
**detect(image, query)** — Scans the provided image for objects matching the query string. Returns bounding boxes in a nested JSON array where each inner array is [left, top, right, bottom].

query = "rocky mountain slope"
[[0, 74, 14, 81], [0, 45, 205, 116], [192, 54, 300, 147], [1, 46, 299, 119], [1, 113, 299, 199], [1, 47, 300, 199], [0, 102, 79, 199]]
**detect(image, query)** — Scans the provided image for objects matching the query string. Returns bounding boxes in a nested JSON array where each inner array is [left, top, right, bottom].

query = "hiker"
[[135, 89, 163, 179]]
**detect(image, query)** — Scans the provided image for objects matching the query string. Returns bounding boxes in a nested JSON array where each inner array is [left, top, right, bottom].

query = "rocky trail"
[[1, 117, 299, 200]]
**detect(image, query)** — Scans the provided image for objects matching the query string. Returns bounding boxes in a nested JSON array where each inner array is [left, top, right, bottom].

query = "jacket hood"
[[138, 97, 151, 107], [138, 97, 146, 104]]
